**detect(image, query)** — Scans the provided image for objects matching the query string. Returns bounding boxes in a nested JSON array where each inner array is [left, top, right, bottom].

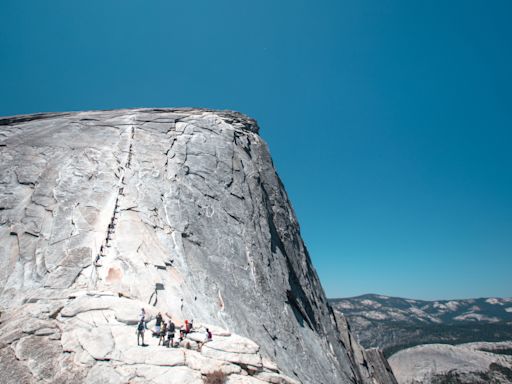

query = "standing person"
[[184, 320, 189, 334], [188, 319, 194, 333], [155, 312, 163, 336], [137, 318, 146, 346], [167, 319, 176, 348], [158, 321, 167, 346]]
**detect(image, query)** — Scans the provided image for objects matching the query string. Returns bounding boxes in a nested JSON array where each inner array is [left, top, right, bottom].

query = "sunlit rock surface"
[[389, 341, 512, 384], [0, 109, 397, 383]]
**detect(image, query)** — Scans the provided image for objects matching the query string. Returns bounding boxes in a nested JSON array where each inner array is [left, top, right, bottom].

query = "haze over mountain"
[[330, 294, 512, 356]]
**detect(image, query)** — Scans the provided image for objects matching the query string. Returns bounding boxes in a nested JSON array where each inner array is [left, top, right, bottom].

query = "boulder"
[[77, 326, 114, 360], [254, 372, 301, 384], [84, 364, 122, 384], [185, 349, 242, 375], [226, 374, 268, 384], [14, 336, 62, 381], [0, 347, 33, 384], [201, 345, 262, 367], [206, 334, 260, 354]]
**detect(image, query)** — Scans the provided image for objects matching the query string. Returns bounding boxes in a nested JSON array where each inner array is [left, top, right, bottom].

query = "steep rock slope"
[[335, 312, 398, 384], [0, 109, 396, 384]]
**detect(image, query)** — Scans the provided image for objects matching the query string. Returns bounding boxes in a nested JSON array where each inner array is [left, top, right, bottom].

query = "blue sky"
[[1, 1, 511, 300]]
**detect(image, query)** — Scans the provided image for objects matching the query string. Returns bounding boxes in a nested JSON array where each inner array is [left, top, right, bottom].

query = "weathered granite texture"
[[0, 291, 300, 384], [389, 342, 512, 384], [0, 108, 397, 384], [335, 312, 398, 384]]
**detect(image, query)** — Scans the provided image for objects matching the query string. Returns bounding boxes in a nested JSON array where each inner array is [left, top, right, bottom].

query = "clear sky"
[[1, 1, 511, 300]]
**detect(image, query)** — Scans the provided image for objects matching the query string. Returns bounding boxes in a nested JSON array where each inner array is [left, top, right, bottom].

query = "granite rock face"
[[335, 312, 398, 384], [389, 341, 512, 384], [0, 108, 397, 384]]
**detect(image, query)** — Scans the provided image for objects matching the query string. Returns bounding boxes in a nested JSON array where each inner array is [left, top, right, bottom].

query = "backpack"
[[137, 321, 144, 331]]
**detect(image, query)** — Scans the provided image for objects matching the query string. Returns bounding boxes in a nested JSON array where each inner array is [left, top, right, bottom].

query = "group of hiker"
[[136, 308, 212, 347]]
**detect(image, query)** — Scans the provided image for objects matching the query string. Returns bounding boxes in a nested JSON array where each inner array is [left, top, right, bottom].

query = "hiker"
[[188, 319, 194, 333], [167, 320, 176, 348], [197, 327, 213, 351], [184, 320, 189, 334], [155, 312, 163, 336], [158, 321, 167, 346], [137, 318, 147, 346]]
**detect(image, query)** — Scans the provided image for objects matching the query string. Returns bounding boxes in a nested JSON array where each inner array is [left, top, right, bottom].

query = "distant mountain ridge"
[[329, 294, 512, 356]]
